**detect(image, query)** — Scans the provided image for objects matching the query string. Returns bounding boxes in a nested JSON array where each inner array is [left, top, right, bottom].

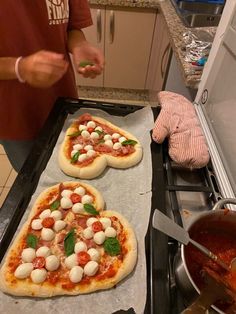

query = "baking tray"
[[0, 97, 169, 314]]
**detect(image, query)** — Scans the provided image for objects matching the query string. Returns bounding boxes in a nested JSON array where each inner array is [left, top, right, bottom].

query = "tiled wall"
[[0, 145, 17, 207]]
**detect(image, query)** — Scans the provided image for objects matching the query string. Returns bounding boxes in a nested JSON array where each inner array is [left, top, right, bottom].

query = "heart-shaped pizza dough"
[[58, 113, 143, 179]]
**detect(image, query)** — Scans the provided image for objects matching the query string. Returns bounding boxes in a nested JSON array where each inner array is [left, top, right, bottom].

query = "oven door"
[[194, 0, 236, 204]]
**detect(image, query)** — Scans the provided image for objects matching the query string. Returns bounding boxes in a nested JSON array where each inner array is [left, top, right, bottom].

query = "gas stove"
[[145, 139, 221, 314]]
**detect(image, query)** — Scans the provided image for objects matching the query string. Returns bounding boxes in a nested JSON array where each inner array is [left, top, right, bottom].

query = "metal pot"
[[174, 198, 236, 313]]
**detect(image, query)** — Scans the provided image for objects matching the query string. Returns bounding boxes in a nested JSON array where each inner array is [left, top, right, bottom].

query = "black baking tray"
[[0, 97, 168, 314]]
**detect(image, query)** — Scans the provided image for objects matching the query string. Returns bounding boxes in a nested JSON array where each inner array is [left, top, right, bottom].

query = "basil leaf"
[[104, 238, 121, 256], [79, 61, 94, 67], [98, 139, 105, 144], [84, 204, 99, 215], [26, 234, 38, 249], [95, 130, 104, 136], [67, 131, 81, 137], [71, 151, 80, 163], [64, 229, 75, 256], [50, 199, 60, 211], [121, 139, 137, 146]]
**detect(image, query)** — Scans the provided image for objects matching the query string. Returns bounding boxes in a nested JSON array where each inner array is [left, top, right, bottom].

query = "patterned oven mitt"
[[152, 91, 210, 169]]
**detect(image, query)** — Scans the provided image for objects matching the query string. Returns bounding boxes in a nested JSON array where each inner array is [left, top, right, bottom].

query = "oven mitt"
[[152, 91, 210, 169]]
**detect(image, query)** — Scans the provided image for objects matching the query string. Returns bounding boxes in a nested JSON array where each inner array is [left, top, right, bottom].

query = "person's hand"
[[72, 42, 104, 78], [18, 50, 69, 88]]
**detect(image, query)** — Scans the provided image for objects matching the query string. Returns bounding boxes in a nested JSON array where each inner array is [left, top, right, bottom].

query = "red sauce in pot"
[[185, 220, 236, 311]]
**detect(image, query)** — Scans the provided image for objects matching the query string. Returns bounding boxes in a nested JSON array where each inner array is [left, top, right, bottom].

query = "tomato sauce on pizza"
[[67, 113, 137, 166]]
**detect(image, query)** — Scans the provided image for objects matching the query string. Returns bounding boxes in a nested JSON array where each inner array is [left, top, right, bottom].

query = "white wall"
[[165, 54, 197, 101]]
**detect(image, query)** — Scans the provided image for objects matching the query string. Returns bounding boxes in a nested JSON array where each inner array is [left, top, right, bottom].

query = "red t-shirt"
[[0, 0, 92, 140]]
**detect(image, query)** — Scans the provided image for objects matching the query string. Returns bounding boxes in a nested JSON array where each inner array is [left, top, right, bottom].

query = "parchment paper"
[[0, 105, 154, 314]]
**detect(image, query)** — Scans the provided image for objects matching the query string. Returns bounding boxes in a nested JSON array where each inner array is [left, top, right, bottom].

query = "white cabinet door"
[[76, 7, 105, 87], [76, 6, 156, 90], [104, 8, 156, 89], [146, 12, 171, 103]]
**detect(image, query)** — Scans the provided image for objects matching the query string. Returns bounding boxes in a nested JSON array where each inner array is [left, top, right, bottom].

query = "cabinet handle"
[[161, 43, 170, 78], [109, 10, 114, 44], [97, 9, 102, 43]]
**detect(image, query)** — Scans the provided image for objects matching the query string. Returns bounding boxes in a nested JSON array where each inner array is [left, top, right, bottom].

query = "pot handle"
[[212, 198, 236, 211]]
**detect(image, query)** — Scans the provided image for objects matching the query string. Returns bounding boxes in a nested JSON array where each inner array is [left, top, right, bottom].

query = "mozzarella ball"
[[72, 203, 84, 214], [104, 134, 112, 141], [60, 197, 73, 209], [81, 194, 93, 204], [105, 227, 117, 238], [78, 153, 87, 162], [31, 268, 47, 284], [87, 248, 100, 262], [95, 126, 103, 132], [105, 140, 113, 147], [71, 149, 78, 158], [14, 263, 33, 279], [74, 186, 86, 196], [50, 210, 62, 221], [87, 121, 96, 129], [69, 266, 84, 283], [41, 228, 55, 241], [39, 209, 51, 220], [83, 227, 94, 239], [65, 254, 78, 269], [54, 220, 67, 232], [36, 246, 51, 258], [99, 217, 111, 229], [119, 136, 127, 143], [86, 149, 96, 158], [73, 143, 83, 151], [84, 261, 99, 276], [84, 145, 93, 151], [45, 255, 60, 271], [113, 142, 122, 150], [61, 189, 73, 198], [79, 124, 87, 131], [21, 248, 36, 263], [112, 133, 121, 139], [74, 241, 87, 253], [86, 217, 98, 227], [31, 219, 43, 230], [90, 132, 99, 139], [81, 130, 90, 139], [93, 231, 106, 245]]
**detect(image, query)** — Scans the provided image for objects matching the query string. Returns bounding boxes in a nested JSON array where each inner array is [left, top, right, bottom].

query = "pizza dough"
[[0, 182, 137, 297], [58, 113, 143, 179]]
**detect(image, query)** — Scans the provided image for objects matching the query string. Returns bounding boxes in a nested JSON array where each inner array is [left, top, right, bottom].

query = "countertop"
[[88, 0, 216, 89]]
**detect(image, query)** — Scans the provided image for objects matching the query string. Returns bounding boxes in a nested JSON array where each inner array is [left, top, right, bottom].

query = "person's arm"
[[0, 51, 69, 88], [0, 57, 18, 80], [68, 29, 104, 78]]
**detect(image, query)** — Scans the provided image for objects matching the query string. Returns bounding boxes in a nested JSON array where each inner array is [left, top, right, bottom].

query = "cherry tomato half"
[[91, 221, 103, 233], [80, 149, 87, 154], [70, 193, 81, 204], [32, 256, 46, 269], [42, 217, 55, 228], [87, 127, 94, 133], [77, 251, 90, 266]]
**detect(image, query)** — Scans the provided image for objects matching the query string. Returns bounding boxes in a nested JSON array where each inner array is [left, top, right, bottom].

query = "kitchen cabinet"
[[76, 5, 156, 90], [146, 12, 172, 103]]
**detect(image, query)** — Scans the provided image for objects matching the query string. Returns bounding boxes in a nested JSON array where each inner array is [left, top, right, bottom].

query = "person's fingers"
[[94, 53, 105, 69], [78, 64, 103, 78]]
